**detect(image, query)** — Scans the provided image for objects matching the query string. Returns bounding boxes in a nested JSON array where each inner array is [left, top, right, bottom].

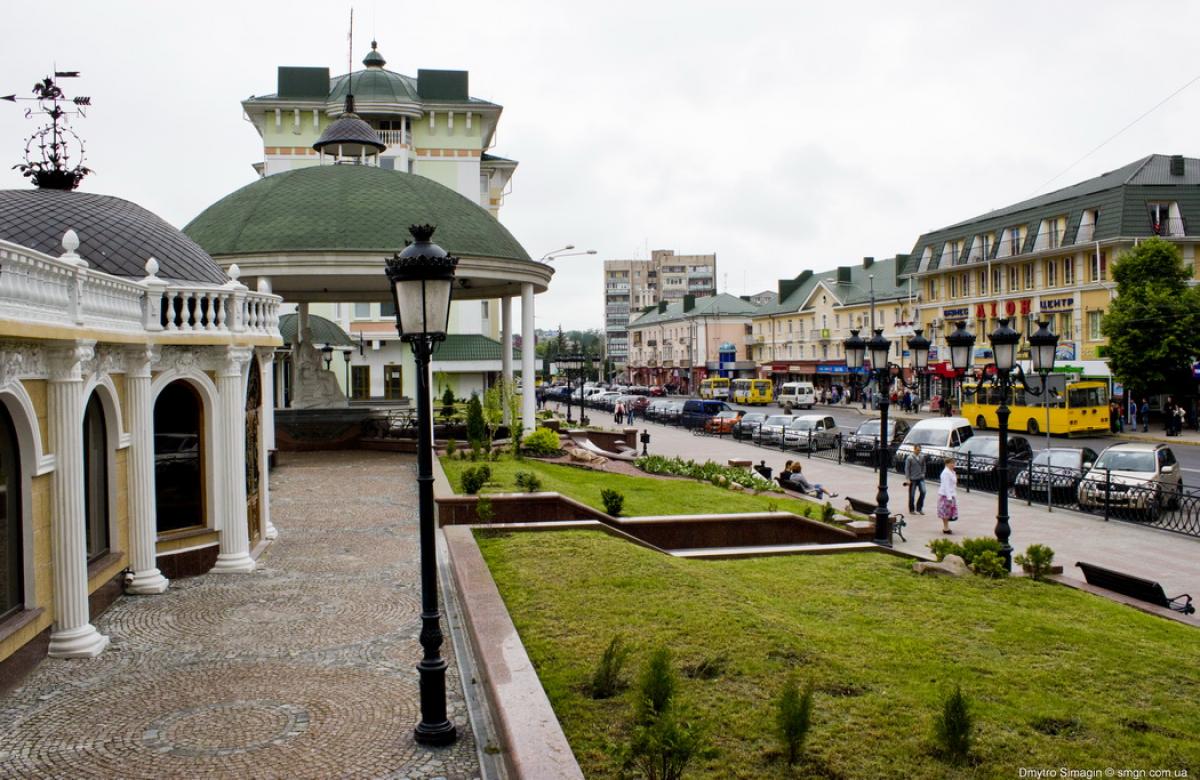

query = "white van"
[[893, 417, 974, 474], [778, 382, 816, 410]]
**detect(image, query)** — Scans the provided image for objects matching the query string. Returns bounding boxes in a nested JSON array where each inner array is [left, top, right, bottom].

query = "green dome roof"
[[183, 166, 530, 262]]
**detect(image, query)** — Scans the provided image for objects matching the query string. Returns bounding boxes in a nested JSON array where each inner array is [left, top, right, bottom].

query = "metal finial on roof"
[[363, 40, 386, 68], [7, 72, 93, 190]]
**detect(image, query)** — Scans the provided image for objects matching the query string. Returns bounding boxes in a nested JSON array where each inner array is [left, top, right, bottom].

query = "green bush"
[[466, 393, 486, 449], [475, 495, 495, 524], [590, 635, 631, 699], [624, 648, 709, 780], [601, 488, 625, 517], [441, 386, 456, 419], [927, 538, 963, 562], [934, 686, 973, 764], [514, 471, 543, 493], [971, 550, 1009, 579], [960, 537, 1003, 566], [444, 438, 458, 456], [1014, 543, 1055, 581], [460, 464, 492, 495], [776, 675, 814, 766], [522, 426, 562, 456], [821, 501, 835, 522]]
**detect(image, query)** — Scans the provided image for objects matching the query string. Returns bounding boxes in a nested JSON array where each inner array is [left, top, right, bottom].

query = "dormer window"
[[1149, 202, 1184, 236]]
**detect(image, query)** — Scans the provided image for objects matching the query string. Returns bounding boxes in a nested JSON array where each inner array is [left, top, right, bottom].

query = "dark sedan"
[[842, 418, 910, 464], [953, 434, 1033, 489], [1014, 447, 1098, 501]]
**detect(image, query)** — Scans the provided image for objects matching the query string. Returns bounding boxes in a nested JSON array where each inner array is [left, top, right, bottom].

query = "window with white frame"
[[1089, 250, 1107, 282], [1044, 260, 1057, 288], [1062, 257, 1074, 285], [1087, 310, 1103, 340]]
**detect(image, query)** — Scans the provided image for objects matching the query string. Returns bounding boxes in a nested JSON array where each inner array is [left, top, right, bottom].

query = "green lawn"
[[477, 529, 1200, 778], [439, 454, 828, 518]]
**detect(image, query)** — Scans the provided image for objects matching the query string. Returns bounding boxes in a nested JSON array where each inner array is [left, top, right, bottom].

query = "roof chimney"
[[683, 294, 696, 312], [837, 266, 852, 284], [1170, 155, 1185, 176], [658, 301, 668, 314], [862, 256, 875, 269]]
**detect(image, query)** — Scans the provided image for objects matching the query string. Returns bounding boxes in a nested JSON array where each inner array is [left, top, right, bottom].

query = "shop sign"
[[974, 347, 994, 360], [1039, 296, 1074, 312], [943, 306, 970, 319], [1056, 341, 1076, 361], [975, 299, 1031, 319], [816, 363, 848, 374]]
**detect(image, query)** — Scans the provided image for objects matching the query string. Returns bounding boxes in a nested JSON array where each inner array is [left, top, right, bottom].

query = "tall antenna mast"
[[345, 8, 355, 112]]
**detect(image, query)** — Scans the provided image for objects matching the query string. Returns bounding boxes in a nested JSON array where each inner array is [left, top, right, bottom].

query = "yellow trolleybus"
[[731, 378, 774, 405], [961, 377, 1109, 436]]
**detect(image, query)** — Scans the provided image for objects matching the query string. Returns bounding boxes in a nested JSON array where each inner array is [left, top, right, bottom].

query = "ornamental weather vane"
[[4, 71, 92, 190]]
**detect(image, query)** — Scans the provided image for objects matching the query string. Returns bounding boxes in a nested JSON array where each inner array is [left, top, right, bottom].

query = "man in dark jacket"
[[904, 444, 927, 514]]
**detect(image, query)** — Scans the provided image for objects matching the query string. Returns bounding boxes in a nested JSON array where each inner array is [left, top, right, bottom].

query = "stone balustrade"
[[0, 238, 280, 339]]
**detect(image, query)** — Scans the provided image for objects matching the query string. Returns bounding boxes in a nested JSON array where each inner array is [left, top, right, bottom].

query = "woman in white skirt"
[[937, 457, 958, 534]]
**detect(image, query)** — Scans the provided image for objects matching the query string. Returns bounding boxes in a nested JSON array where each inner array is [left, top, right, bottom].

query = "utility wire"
[[1030, 71, 1200, 196]]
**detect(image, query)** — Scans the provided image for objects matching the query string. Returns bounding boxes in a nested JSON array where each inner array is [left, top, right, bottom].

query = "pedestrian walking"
[[614, 400, 625, 425], [942, 397, 953, 417], [904, 444, 927, 514], [937, 457, 958, 534], [1140, 399, 1150, 433]]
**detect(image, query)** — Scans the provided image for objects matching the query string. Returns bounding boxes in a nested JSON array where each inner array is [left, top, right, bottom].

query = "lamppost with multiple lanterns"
[[554, 352, 589, 425], [384, 224, 458, 746], [944, 317, 1060, 571], [843, 327, 933, 546]]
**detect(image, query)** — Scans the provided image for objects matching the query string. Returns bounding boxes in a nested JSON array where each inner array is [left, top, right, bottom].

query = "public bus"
[[698, 377, 731, 400], [960, 377, 1109, 436], [731, 378, 775, 405]]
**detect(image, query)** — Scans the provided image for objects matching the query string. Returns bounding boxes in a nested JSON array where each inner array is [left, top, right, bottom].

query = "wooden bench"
[[844, 496, 906, 542], [727, 458, 753, 469], [1075, 561, 1194, 614]]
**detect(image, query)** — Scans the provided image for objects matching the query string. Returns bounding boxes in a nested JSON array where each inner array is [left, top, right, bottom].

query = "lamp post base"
[[414, 720, 458, 747]]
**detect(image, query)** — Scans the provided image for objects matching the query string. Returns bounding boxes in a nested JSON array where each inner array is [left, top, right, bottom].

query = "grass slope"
[[477, 529, 1200, 778], [440, 455, 827, 518]]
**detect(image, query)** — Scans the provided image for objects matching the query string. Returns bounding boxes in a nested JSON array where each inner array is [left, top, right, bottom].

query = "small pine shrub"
[[959, 537, 1003, 566], [514, 471, 543, 493], [441, 386, 456, 419], [624, 648, 709, 780], [590, 635, 631, 699], [821, 501, 835, 522], [766, 500, 779, 513], [444, 438, 458, 456], [460, 464, 492, 495], [522, 426, 562, 456], [776, 676, 814, 766], [927, 538, 964, 562], [474, 496, 495, 524], [934, 686, 973, 764], [637, 648, 676, 725], [601, 488, 625, 517], [466, 393, 486, 449], [971, 550, 1009, 579], [1014, 543, 1055, 581]]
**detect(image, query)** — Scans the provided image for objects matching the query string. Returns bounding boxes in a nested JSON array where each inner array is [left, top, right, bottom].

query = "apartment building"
[[604, 249, 716, 366]]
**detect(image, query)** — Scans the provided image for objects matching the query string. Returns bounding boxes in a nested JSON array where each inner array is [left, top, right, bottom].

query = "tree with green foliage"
[[465, 393, 486, 450], [440, 385, 456, 421], [1102, 238, 1200, 399]]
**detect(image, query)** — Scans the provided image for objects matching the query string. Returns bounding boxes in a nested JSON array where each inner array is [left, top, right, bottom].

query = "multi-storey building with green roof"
[[626, 293, 759, 391], [906, 153, 1200, 394], [750, 256, 918, 391]]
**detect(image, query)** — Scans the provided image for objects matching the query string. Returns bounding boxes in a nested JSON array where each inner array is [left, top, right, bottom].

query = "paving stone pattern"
[[0, 450, 480, 779]]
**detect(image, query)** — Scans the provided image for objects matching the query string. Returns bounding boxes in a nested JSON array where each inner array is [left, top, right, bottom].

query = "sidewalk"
[[636, 420, 1200, 598]]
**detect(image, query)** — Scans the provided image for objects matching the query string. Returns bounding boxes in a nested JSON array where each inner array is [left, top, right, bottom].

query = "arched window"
[[154, 381, 203, 533], [82, 392, 110, 561], [1, 405, 22, 619]]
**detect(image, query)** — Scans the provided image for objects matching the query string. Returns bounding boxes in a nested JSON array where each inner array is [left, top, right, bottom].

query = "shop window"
[[83, 393, 110, 562], [351, 365, 371, 399], [384, 365, 403, 399], [0, 406, 22, 620]]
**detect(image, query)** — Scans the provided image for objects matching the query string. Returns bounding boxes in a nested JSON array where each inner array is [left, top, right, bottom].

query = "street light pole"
[[385, 224, 458, 747], [867, 329, 893, 547]]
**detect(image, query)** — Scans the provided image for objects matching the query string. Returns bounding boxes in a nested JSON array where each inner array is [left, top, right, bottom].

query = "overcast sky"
[[4, 1, 1200, 331]]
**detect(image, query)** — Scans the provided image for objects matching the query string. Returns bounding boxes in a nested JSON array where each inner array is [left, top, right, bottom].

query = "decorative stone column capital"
[[124, 345, 160, 379], [219, 345, 255, 378], [47, 341, 97, 383]]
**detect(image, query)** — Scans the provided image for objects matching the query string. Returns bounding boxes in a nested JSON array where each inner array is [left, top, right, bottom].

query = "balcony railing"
[[377, 129, 412, 146], [1151, 217, 1187, 237], [0, 238, 281, 339]]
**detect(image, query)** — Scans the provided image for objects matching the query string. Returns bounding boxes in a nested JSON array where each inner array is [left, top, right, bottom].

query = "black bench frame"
[[844, 496, 906, 542], [1076, 561, 1194, 615]]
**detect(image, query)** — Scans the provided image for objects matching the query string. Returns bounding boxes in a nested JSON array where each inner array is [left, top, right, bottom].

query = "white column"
[[211, 346, 255, 573], [47, 343, 110, 657], [124, 347, 168, 594], [520, 283, 536, 432], [258, 349, 278, 541], [501, 296, 513, 424]]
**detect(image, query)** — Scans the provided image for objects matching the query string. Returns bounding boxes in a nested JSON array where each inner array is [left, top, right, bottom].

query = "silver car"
[[1077, 442, 1183, 519], [783, 415, 838, 451], [757, 414, 793, 445]]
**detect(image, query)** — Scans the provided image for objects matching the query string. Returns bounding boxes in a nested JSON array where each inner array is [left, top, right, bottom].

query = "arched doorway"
[[0, 405, 21, 620], [245, 356, 261, 547], [82, 392, 110, 561], [154, 381, 204, 533]]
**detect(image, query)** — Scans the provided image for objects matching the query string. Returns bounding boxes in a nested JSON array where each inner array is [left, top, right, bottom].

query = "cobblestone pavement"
[[0, 450, 481, 780]]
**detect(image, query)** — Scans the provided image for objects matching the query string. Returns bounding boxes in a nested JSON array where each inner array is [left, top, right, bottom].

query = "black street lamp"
[[385, 224, 458, 747], [946, 318, 1059, 571], [554, 353, 587, 425]]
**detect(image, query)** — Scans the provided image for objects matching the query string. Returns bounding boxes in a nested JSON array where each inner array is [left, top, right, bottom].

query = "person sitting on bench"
[[754, 460, 773, 480], [783, 462, 838, 499]]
